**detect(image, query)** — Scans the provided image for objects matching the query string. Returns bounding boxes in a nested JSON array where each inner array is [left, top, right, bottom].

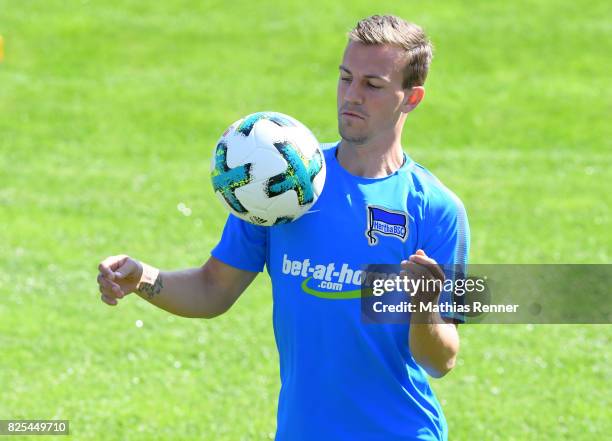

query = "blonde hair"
[[348, 15, 433, 88]]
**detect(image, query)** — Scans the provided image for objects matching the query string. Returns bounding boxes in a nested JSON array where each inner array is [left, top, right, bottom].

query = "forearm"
[[135, 266, 228, 319], [409, 307, 460, 378]]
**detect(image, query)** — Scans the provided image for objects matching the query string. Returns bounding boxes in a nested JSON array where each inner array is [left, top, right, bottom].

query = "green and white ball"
[[211, 112, 326, 226]]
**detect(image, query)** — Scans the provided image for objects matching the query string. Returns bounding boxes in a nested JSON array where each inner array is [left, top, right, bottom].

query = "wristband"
[[137, 262, 160, 290]]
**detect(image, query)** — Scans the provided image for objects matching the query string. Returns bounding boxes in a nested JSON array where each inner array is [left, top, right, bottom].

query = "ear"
[[400, 86, 425, 113]]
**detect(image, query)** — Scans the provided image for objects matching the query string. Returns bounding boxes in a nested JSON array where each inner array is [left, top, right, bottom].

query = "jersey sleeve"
[[211, 214, 268, 272], [421, 188, 470, 323]]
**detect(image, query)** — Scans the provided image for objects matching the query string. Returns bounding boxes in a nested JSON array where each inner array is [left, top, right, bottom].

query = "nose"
[[343, 81, 364, 105]]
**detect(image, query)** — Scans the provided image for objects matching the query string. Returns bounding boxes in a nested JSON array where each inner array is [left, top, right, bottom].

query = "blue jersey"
[[212, 142, 470, 441]]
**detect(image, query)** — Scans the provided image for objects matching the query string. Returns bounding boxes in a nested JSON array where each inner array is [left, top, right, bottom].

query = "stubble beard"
[[338, 119, 368, 146]]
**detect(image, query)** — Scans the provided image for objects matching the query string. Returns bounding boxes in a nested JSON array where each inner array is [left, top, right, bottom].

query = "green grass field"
[[1, 0, 610, 439]]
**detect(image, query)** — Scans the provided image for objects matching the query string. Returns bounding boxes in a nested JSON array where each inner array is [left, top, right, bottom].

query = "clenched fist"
[[400, 249, 446, 300], [96, 255, 143, 306]]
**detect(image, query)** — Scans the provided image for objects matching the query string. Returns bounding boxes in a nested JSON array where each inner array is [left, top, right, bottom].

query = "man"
[[97, 15, 469, 441]]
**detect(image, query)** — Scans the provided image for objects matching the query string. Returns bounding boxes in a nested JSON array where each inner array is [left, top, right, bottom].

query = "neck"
[[337, 132, 405, 178]]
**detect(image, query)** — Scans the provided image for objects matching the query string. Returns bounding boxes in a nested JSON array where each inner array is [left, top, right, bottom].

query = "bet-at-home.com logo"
[[282, 254, 363, 299]]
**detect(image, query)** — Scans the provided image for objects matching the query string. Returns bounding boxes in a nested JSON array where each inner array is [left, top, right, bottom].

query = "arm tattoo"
[[137, 274, 164, 299]]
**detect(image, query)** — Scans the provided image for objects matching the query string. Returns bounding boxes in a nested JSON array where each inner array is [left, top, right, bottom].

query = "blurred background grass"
[[0, 0, 610, 439]]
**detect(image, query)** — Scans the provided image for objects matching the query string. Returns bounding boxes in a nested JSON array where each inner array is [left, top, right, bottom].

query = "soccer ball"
[[210, 112, 326, 226]]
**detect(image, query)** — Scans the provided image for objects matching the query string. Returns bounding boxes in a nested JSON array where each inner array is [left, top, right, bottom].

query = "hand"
[[400, 249, 445, 300], [97, 255, 143, 306]]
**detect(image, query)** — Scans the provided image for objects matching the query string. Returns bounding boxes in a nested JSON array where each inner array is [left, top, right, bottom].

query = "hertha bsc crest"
[[365, 205, 408, 246]]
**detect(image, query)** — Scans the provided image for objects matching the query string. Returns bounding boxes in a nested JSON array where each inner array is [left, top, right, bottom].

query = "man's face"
[[337, 41, 411, 145]]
